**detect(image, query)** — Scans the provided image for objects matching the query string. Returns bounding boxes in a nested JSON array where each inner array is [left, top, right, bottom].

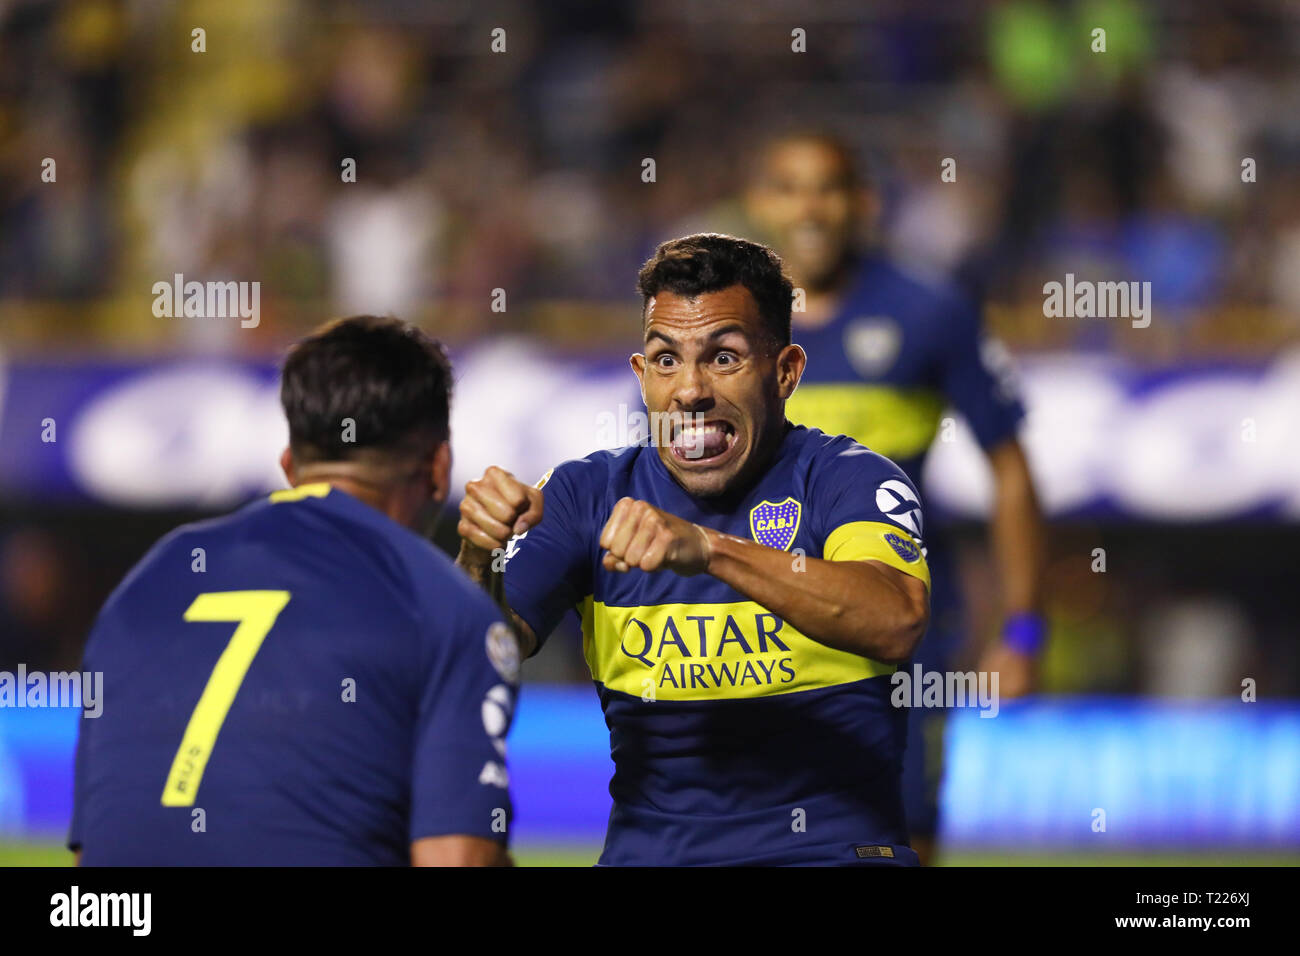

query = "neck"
[[753, 417, 793, 471], [709, 418, 792, 506], [792, 253, 857, 329], [294, 464, 401, 523]]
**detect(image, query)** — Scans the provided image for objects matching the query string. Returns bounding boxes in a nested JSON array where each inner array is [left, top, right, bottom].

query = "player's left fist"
[[599, 498, 711, 576]]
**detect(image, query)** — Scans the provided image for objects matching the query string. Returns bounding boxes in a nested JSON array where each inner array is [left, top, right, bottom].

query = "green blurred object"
[[1075, 0, 1153, 84], [988, 0, 1076, 111]]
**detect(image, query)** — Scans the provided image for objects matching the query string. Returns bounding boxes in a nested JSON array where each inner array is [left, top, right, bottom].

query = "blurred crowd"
[[2, 0, 1299, 694], [1, 0, 1298, 355]]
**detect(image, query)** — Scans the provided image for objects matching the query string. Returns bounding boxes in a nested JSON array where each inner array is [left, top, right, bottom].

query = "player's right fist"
[[457, 466, 545, 563]]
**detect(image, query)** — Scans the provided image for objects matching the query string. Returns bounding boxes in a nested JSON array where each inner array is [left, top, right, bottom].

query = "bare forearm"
[[989, 441, 1045, 615], [701, 528, 927, 662], [456, 543, 538, 657]]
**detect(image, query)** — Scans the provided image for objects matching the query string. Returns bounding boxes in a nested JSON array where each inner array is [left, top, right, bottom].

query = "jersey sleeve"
[[810, 440, 931, 590], [409, 586, 518, 846], [502, 462, 594, 654], [937, 293, 1025, 450]]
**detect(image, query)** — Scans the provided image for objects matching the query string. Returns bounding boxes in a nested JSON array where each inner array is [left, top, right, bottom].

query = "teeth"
[[679, 424, 726, 439], [669, 421, 734, 461]]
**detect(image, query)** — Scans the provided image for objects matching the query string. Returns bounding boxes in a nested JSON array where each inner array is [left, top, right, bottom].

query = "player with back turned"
[[458, 234, 932, 865], [743, 131, 1048, 864], [70, 316, 518, 866]]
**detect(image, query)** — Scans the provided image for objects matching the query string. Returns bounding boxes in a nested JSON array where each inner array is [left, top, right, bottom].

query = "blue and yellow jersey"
[[70, 484, 517, 866], [504, 425, 930, 865], [785, 254, 1025, 485]]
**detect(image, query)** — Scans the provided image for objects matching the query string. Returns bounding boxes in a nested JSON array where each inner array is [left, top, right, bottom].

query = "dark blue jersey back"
[[70, 483, 517, 866]]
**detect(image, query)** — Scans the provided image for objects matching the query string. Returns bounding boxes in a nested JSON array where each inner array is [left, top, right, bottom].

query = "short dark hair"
[[636, 233, 794, 349], [280, 315, 453, 464]]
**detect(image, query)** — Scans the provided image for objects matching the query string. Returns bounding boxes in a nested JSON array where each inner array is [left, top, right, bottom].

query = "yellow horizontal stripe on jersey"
[[785, 384, 945, 460], [824, 521, 931, 591], [579, 597, 895, 702]]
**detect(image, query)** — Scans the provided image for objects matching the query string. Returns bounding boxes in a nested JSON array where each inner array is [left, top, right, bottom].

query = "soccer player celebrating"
[[743, 131, 1048, 864], [458, 234, 931, 865], [70, 316, 517, 866]]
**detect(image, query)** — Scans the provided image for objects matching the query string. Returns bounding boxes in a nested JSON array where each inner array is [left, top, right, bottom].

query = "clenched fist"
[[599, 497, 712, 576], [457, 466, 544, 569]]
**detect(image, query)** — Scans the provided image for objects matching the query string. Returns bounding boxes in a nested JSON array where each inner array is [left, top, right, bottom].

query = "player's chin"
[[668, 460, 744, 499]]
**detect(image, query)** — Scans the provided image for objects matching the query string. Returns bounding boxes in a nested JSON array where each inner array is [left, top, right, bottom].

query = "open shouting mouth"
[[669, 419, 738, 464]]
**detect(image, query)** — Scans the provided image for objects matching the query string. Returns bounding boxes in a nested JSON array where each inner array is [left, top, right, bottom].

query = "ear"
[[776, 344, 806, 400], [279, 447, 296, 486], [429, 440, 453, 508], [629, 353, 648, 406]]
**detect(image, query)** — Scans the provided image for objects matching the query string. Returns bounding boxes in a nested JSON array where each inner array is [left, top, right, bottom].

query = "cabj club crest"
[[749, 497, 802, 551]]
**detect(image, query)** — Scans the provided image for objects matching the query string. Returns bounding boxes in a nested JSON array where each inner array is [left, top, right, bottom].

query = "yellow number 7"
[[161, 590, 292, 806]]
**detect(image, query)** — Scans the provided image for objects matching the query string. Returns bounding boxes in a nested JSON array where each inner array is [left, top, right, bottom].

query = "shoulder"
[[102, 504, 250, 602], [344, 502, 497, 622], [86, 502, 264, 638], [798, 427, 922, 525], [542, 443, 647, 496], [874, 255, 971, 307], [788, 428, 926, 549], [281, 493, 507, 658], [336, 502, 505, 659], [796, 426, 910, 485], [417, 545, 503, 630]]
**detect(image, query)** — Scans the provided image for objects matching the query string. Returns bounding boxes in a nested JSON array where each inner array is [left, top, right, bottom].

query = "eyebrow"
[[645, 323, 750, 348]]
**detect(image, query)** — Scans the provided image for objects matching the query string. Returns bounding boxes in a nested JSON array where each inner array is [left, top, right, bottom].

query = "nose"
[[788, 183, 824, 221], [672, 362, 715, 413]]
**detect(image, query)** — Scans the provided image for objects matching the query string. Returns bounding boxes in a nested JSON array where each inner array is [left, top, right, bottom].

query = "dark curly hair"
[[636, 233, 794, 349]]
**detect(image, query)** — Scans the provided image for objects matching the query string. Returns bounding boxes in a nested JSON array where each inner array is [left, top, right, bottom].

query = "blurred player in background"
[[744, 132, 1047, 864], [458, 234, 932, 865], [70, 316, 517, 866]]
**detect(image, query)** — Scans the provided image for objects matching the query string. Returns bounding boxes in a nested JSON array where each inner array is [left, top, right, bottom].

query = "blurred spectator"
[[0, 0, 1296, 354], [0, 529, 71, 671]]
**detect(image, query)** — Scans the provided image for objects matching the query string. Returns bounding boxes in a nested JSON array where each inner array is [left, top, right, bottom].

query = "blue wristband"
[[1002, 612, 1047, 656]]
